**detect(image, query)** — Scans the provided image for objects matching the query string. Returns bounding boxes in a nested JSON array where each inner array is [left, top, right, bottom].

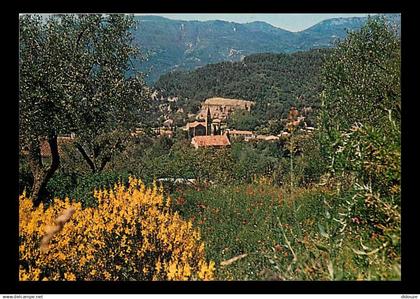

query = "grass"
[[170, 182, 401, 281]]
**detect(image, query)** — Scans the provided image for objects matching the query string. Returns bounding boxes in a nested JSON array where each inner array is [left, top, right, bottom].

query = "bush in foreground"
[[19, 177, 215, 281]]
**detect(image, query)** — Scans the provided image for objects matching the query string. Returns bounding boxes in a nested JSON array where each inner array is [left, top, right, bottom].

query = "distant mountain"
[[294, 16, 367, 48], [131, 14, 400, 84]]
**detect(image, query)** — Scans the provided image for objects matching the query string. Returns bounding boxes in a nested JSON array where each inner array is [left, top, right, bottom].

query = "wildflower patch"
[[19, 177, 215, 281]]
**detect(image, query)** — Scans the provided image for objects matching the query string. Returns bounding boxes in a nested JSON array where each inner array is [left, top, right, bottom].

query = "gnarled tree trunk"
[[28, 131, 60, 206]]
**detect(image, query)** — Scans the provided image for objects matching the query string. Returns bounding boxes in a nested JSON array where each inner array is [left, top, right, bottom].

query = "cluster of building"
[[182, 97, 309, 149], [138, 96, 315, 149], [183, 97, 253, 148], [28, 97, 316, 159]]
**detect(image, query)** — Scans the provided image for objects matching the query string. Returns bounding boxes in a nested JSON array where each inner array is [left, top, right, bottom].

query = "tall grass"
[[172, 180, 400, 280]]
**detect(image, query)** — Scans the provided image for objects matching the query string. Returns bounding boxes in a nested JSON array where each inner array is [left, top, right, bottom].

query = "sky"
[[135, 13, 376, 32]]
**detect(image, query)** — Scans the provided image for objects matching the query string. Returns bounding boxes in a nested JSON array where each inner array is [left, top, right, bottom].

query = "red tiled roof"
[[191, 135, 231, 148]]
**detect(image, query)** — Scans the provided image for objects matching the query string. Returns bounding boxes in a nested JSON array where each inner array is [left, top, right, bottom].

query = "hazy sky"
[[135, 13, 376, 32]]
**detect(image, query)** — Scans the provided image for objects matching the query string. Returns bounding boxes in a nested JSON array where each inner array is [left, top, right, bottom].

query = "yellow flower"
[[167, 262, 178, 280], [64, 272, 77, 281], [19, 176, 215, 281], [155, 260, 162, 273], [104, 271, 112, 280], [183, 264, 191, 278]]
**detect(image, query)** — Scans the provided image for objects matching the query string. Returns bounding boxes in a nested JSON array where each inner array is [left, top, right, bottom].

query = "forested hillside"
[[155, 48, 330, 126]]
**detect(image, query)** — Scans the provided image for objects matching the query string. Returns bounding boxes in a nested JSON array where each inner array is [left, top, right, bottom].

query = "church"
[[187, 97, 255, 138]]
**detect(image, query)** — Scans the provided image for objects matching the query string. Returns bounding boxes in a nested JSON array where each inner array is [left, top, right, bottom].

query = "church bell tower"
[[206, 107, 212, 135]]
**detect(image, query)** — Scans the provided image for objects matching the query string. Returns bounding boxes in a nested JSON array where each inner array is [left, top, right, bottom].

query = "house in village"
[[186, 105, 219, 137], [226, 129, 255, 142], [187, 97, 255, 138], [256, 135, 280, 142], [185, 97, 256, 148], [191, 135, 231, 149], [186, 121, 207, 138]]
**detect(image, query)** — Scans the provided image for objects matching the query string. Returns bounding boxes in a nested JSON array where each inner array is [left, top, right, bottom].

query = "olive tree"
[[19, 14, 150, 204], [320, 16, 400, 133], [317, 17, 401, 259], [319, 16, 400, 175]]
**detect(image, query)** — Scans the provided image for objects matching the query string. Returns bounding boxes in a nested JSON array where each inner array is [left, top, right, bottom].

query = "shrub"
[[46, 171, 131, 208], [322, 123, 401, 264], [44, 173, 78, 203], [316, 17, 401, 279], [19, 155, 33, 194], [19, 177, 215, 281]]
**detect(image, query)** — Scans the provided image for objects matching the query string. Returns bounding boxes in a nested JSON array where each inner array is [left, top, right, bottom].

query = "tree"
[[19, 14, 150, 204], [318, 16, 400, 183], [320, 16, 400, 133], [228, 110, 260, 131], [319, 16, 401, 187], [318, 17, 401, 258]]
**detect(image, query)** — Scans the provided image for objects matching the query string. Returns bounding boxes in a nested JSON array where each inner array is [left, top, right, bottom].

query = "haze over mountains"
[[131, 14, 400, 83]]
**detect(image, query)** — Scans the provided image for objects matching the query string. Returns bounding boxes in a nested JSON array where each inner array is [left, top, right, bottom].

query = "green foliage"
[[20, 14, 141, 144], [19, 155, 33, 194], [281, 131, 328, 187], [230, 142, 279, 183], [172, 183, 400, 280], [317, 16, 401, 277], [100, 136, 297, 187], [299, 137, 327, 185], [19, 14, 151, 172], [228, 110, 260, 131], [320, 16, 400, 132], [155, 49, 330, 126], [319, 16, 400, 194], [46, 171, 130, 207], [171, 183, 287, 279]]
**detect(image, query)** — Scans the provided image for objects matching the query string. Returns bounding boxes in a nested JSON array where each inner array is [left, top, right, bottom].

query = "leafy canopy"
[[19, 14, 150, 148], [320, 16, 400, 132]]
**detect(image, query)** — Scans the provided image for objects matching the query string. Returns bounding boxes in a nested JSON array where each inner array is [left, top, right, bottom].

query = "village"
[[37, 96, 315, 157], [151, 96, 315, 149]]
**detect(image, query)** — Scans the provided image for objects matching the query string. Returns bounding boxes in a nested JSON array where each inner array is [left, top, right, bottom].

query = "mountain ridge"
[[131, 14, 400, 83]]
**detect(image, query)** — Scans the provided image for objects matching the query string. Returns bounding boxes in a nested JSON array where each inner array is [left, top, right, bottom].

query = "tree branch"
[[98, 136, 124, 172], [74, 142, 96, 173]]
